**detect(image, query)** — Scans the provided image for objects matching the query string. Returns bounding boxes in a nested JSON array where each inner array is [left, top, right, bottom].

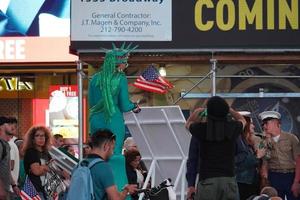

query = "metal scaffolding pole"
[[173, 56, 217, 104], [173, 71, 213, 105], [210, 58, 217, 96], [76, 60, 84, 161]]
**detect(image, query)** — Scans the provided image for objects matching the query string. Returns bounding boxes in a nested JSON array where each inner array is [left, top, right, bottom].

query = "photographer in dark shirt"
[[186, 96, 246, 200]]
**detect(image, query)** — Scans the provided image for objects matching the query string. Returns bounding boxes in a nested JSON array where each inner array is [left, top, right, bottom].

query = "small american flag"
[[133, 65, 173, 94], [20, 176, 41, 200]]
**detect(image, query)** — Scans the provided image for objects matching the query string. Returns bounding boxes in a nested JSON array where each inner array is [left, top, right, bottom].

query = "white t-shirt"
[[272, 135, 280, 143], [9, 136, 19, 183], [136, 169, 144, 188]]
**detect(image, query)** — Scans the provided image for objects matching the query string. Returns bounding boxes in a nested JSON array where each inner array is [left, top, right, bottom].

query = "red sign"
[[49, 85, 78, 97]]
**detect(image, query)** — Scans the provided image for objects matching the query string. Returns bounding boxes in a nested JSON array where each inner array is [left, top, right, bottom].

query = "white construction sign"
[[71, 1, 172, 41]]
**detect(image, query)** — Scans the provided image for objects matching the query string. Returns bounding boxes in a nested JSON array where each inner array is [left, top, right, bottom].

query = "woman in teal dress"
[[88, 43, 140, 194]]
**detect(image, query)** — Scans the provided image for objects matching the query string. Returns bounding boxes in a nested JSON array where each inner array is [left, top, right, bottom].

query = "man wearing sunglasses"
[[259, 111, 300, 200]]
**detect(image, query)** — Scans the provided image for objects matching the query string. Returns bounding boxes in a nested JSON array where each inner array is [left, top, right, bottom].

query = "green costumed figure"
[[88, 43, 141, 195]]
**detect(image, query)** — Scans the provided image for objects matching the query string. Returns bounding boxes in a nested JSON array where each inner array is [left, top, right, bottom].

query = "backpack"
[[67, 158, 103, 200], [0, 139, 7, 160]]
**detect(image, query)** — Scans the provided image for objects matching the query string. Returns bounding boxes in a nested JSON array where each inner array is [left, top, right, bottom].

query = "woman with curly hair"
[[23, 125, 52, 200]]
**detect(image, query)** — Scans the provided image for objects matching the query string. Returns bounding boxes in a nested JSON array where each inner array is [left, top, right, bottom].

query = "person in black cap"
[[185, 96, 246, 200], [0, 116, 20, 199], [259, 110, 300, 200]]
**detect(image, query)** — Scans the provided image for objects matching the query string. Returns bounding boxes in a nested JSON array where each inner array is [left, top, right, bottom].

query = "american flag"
[[20, 177, 41, 200], [132, 65, 173, 94]]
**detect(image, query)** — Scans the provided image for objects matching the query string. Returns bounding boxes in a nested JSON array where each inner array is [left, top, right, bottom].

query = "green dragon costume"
[[89, 43, 139, 195]]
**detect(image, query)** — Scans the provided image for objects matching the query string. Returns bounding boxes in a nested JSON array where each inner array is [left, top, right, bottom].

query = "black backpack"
[[0, 139, 7, 160]]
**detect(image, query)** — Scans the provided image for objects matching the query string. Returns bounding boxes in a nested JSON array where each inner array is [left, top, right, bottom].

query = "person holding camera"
[[185, 96, 246, 200]]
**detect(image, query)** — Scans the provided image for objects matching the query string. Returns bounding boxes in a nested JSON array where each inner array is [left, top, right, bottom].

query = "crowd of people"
[[0, 44, 144, 200], [0, 118, 75, 200], [1, 42, 299, 200], [0, 116, 148, 200], [1, 96, 300, 200], [185, 96, 300, 200]]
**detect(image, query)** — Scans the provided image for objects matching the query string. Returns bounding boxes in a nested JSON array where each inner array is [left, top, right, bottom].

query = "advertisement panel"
[[0, 0, 77, 62], [70, 0, 300, 52], [0, 0, 69, 36], [48, 85, 79, 139], [0, 37, 77, 62]]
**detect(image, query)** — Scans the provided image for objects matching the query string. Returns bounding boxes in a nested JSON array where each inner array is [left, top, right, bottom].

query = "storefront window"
[[0, 72, 87, 142]]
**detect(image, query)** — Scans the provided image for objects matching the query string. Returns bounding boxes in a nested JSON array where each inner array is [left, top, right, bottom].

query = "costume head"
[[102, 43, 138, 74], [100, 42, 138, 82]]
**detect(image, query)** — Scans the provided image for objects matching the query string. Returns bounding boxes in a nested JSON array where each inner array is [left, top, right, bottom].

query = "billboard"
[[0, 0, 77, 62], [70, 0, 300, 53], [0, 0, 70, 36]]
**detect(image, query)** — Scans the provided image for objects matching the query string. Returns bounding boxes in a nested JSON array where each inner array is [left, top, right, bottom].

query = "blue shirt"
[[87, 154, 115, 200], [186, 136, 200, 187], [235, 136, 259, 184]]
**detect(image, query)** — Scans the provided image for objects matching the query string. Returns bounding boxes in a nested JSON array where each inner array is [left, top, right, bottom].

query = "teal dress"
[[89, 72, 135, 193]]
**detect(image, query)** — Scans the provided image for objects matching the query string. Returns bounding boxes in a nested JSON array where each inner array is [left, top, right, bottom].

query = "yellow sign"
[[194, 0, 298, 31], [0, 77, 33, 91]]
